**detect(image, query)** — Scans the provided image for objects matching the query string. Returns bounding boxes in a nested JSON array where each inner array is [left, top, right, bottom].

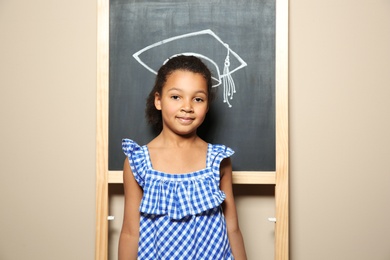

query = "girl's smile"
[[176, 116, 195, 125]]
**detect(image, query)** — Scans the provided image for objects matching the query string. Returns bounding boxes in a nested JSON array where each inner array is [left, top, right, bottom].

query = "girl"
[[118, 55, 247, 260]]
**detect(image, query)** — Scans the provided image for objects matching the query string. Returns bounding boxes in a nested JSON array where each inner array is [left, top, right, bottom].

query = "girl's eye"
[[194, 97, 204, 102], [171, 95, 180, 100]]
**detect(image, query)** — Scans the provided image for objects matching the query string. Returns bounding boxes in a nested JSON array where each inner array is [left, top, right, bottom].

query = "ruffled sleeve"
[[122, 138, 148, 187], [209, 144, 235, 181]]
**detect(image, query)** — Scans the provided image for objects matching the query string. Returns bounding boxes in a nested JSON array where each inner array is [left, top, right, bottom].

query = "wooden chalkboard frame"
[[95, 0, 288, 259]]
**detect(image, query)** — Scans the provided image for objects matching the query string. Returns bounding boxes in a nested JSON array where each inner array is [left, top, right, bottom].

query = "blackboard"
[[109, 0, 276, 171]]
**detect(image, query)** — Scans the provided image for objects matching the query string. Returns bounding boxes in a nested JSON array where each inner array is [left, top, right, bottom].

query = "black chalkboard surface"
[[109, 0, 275, 171]]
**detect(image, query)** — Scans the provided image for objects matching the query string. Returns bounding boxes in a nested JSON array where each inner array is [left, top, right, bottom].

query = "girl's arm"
[[118, 158, 143, 260], [220, 158, 247, 260]]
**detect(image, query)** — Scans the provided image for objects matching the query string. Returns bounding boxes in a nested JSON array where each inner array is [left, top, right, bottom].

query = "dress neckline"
[[143, 143, 212, 176]]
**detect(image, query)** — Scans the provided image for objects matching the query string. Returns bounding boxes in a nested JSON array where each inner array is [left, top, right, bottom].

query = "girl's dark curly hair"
[[145, 55, 215, 133]]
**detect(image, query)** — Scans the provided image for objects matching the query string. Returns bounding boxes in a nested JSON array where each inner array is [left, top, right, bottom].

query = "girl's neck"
[[147, 130, 208, 174]]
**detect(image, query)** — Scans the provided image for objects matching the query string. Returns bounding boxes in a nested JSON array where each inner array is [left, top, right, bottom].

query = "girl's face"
[[154, 70, 209, 137]]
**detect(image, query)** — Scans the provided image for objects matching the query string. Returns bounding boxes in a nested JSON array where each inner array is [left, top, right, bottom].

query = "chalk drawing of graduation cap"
[[133, 29, 247, 107]]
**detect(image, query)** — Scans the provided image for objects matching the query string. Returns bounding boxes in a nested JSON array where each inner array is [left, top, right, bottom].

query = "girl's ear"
[[154, 92, 162, 110]]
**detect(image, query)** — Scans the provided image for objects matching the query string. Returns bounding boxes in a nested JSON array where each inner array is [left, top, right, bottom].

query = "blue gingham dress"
[[122, 139, 235, 260]]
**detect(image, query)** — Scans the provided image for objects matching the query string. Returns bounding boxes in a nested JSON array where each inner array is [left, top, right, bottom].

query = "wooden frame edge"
[[95, 0, 109, 259], [107, 171, 277, 185], [275, 0, 289, 259]]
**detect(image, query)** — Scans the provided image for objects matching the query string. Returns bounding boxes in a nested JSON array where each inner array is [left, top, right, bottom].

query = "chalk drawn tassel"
[[222, 45, 236, 108]]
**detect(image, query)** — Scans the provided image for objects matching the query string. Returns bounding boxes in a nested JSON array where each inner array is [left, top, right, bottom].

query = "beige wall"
[[1, 1, 390, 260], [290, 1, 390, 259], [0, 1, 97, 259]]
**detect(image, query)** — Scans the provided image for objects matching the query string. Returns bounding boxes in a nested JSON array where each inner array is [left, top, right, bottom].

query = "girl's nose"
[[181, 100, 194, 113]]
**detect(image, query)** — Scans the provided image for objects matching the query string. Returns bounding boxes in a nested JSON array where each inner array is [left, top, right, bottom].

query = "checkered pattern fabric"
[[122, 139, 235, 259]]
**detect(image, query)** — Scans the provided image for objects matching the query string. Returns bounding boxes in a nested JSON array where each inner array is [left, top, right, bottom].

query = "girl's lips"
[[176, 116, 195, 125]]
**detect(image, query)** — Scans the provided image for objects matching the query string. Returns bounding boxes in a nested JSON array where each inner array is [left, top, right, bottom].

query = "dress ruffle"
[[122, 139, 148, 187], [122, 138, 234, 220]]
